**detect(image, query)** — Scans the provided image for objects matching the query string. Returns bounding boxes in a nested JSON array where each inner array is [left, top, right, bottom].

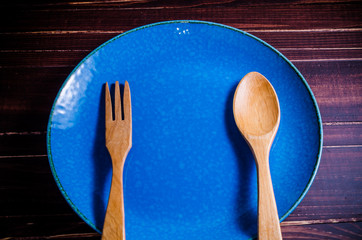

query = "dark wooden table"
[[1, 1, 361, 239]]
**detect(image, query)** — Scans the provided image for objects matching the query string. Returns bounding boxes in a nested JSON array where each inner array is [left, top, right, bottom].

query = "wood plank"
[[1, 214, 97, 239], [1, 147, 360, 220], [294, 60, 362, 122], [0, 157, 74, 216], [1, 29, 361, 51], [0, 32, 121, 51], [281, 221, 362, 240], [1, 47, 361, 68], [1, 233, 100, 240], [0, 132, 47, 156], [3, 0, 362, 9], [2, 221, 362, 239], [1, 147, 361, 239], [0, 121, 360, 156], [280, 48, 362, 61], [323, 122, 362, 146], [4, 0, 359, 9], [285, 147, 362, 222], [0, 67, 70, 132], [0, 50, 89, 68], [0, 60, 360, 132], [1, 2, 361, 32]]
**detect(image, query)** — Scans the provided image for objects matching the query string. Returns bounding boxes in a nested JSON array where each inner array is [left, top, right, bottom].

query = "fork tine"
[[123, 81, 132, 122], [114, 81, 122, 120], [105, 82, 113, 123]]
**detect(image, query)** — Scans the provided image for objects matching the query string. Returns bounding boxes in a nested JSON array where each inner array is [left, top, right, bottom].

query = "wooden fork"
[[102, 81, 132, 240]]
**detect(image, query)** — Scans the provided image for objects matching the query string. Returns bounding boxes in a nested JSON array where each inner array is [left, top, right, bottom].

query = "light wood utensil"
[[102, 81, 132, 240], [233, 72, 282, 239]]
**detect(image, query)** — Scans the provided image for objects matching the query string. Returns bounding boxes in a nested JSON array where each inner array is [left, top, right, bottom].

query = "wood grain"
[[1, 146, 361, 238], [2, 29, 361, 51], [1, 0, 361, 239], [1, 36, 361, 68], [1, 2, 361, 32], [233, 72, 282, 239], [1, 60, 360, 133], [286, 147, 362, 222], [294, 61, 362, 122], [3, 221, 362, 240], [281, 221, 362, 240], [102, 81, 132, 240], [1, 121, 360, 157], [323, 122, 362, 146]]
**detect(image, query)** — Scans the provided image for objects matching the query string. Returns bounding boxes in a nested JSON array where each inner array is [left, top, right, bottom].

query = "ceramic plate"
[[47, 20, 322, 239]]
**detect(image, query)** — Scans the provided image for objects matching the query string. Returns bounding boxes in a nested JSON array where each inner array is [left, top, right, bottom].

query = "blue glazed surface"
[[47, 20, 322, 240]]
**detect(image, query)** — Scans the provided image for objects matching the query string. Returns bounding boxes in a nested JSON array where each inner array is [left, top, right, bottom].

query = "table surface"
[[1, 1, 361, 239]]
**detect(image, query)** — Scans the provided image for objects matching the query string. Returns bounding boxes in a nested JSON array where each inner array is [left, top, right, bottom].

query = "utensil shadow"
[[225, 83, 257, 238], [92, 83, 113, 232]]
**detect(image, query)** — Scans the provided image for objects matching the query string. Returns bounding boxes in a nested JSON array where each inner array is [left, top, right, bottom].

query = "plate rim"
[[46, 20, 323, 235]]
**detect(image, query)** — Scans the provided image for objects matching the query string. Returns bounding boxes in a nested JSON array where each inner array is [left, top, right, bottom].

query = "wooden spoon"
[[233, 72, 282, 239]]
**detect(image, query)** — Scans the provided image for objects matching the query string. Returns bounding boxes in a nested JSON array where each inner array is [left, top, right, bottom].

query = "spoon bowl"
[[234, 73, 280, 137], [233, 72, 282, 239]]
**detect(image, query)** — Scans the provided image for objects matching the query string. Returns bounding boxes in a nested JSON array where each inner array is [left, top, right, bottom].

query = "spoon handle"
[[256, 153, 283, 240]]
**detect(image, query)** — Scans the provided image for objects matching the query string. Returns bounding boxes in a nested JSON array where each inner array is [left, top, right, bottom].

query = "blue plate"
[[47, 20, 322, 239]]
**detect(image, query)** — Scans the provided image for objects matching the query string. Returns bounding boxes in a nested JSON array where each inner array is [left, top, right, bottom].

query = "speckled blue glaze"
[[47, 20, 322, 240]]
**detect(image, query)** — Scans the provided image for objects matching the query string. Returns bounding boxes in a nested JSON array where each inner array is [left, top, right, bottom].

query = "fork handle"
[[102, 163, 126, 240]]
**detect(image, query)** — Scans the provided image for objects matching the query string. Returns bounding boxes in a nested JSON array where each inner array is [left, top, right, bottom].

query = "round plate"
[[47, 20, 322, 240]]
